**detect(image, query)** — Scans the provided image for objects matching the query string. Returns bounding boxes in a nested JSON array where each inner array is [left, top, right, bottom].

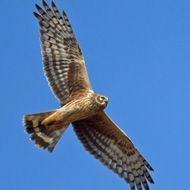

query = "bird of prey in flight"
[[23, 1, 154, 190]]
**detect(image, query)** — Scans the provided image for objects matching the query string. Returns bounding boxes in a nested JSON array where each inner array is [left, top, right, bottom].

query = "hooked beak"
[[105, 97, 109, 105]]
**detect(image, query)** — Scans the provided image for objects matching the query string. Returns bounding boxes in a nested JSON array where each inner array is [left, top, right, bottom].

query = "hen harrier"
[[23, 1, 154, 190]]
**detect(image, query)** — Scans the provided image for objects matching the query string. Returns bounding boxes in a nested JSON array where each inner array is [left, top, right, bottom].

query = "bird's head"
[[95, 94, 109, 109]]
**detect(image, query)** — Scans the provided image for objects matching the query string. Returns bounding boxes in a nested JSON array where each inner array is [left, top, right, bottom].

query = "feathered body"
[[23, 91, 108, 152], [40, 91, 108, 131], [23, 1, 154, 190]]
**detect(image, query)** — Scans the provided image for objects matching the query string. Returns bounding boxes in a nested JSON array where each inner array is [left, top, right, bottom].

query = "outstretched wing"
[[34, 0, 92, 106], [72, 111, 154, 190]]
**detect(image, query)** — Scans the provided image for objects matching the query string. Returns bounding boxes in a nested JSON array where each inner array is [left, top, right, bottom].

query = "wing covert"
[[72, 111, 154, 190], [34, 0, 92, 106]]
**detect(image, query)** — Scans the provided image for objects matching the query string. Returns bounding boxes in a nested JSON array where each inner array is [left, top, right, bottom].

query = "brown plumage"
[[23, 1, 154, 190]]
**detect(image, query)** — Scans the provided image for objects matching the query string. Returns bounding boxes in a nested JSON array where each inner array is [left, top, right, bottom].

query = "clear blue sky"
[[1, 0, 190, 189]]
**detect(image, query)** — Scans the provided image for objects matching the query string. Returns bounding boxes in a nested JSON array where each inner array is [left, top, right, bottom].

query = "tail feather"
[[23, 110, 69, 152], [47, 127, 68, 152]]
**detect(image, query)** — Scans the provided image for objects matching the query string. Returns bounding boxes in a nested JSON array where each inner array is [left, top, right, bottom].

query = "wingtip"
[[35, 3, 39, 10], [51, 0, 55, 7], [33, 11, 38, 17], [62, 10, 66, 17], [42, 0, 48, 7], [147, 164, 154, 171]]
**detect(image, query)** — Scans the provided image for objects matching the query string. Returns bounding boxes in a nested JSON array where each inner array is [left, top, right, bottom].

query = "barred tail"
[[23, 110, 69, 152]]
